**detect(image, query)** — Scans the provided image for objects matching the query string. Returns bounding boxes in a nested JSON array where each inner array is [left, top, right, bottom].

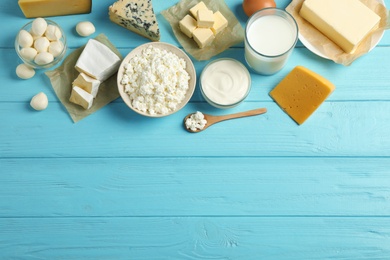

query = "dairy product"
[[121, 45, 190, 115], [179, 15, 197, 38], [299, 0, 380, 54], [75, 39, 121, 82], [19, 47, 37, 61], [16, 64, 35, 79], [193, 28, 215, 48], [31, 18, 47, 37], [269, 66, 335, 125], [48, 41, 64, 57], [76, 21, 96, 37], [34, 52, 54, 65], [245, 9, 298, 75], [197, 9, 214, 28], [73, 73, 101, 98], [189, 1, 208, 19], [211, 11, 228, 35], [30, 92, 48, 111], [109, 0, 160, 41], [33, 37, 50, 53], [18, 0, 92, 18], [69, 86, 94, 110], [200, 59, 250, 108], [18, 30, 33, 48], [45, 25, 62, 41], [185, 112, 207, 131]]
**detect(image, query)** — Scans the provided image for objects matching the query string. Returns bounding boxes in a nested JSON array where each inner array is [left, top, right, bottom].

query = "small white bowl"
[[117, 42, 196, 118], [15, 19, 67, 69]]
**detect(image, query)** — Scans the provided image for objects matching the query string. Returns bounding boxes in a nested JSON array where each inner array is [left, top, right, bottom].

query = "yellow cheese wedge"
[[18, 0, 92, 18], [269, 66, 335, 125], [299, 0, 380, 54]]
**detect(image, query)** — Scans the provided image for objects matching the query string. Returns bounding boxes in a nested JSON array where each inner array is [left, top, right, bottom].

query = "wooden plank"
[[1, 101, 390, 157], [1, 157, 390, 216], [1, 216, 390, 259]]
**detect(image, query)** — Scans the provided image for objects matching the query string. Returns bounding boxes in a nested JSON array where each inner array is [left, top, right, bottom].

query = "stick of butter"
[[299, 0, 380, 54], [18, 0, 92, 18], [270, 66, 335, 125]]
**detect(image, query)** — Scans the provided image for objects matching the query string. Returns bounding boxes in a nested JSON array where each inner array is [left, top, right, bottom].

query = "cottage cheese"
[[121, 45, 190, 115], [185, 111, 207, 131]]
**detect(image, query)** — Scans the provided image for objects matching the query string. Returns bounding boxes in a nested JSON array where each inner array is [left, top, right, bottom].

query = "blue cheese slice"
[[109, 0, 160, 41], [75, 39, 121, 82]]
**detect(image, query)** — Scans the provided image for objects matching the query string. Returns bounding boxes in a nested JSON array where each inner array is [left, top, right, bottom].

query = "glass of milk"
[[245, 8, 298, 75]]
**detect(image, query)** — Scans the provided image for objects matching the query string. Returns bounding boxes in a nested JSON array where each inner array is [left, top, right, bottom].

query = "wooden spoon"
[[184, 107, 267, 133]]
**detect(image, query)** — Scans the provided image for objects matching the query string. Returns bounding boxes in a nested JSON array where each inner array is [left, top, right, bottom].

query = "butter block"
[[179, 14, 197, 38], [269, 66, 335, 125], [299, 0, 380, 53], [211, 11, 228, 35], [75, 39, 121, 82], [197, 9, 214, 28], [72, 73, 101, 98], [18, 0, 91, 18], [69, 86, 94, 110], [189, 1, 208, 19], [193, 28, 215, 48]]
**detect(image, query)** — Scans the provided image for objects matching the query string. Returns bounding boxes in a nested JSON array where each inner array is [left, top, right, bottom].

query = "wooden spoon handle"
[[210, 108, 267, 124]]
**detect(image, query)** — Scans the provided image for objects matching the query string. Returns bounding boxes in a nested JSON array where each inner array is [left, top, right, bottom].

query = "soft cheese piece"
[[269, 66, 335, 125], [189, 1, 208, 19], [69, 86, 94, 110], [211, 11, 228, 35], [193, 28, 215, 48], [72, 73, 101, 98], [18, 0, 91, 18], [197, 9, 214, 28], [75, 39, 121, 82], [109, 0, 160, 41], [179, 15, 197, 38], [299, 0, 380, 53]]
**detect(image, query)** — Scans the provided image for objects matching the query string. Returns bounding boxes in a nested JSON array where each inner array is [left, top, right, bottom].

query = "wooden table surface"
[[2, 0, 390, 259]]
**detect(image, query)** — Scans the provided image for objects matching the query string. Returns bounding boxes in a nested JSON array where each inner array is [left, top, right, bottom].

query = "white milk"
[[245, 9, 298, 75]]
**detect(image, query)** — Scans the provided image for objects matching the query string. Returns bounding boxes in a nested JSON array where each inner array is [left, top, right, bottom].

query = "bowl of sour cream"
[[200, 58, 251, 109]]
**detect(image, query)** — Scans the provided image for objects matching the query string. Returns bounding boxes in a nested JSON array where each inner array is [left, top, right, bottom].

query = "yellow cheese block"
[[269, 66, 335, 125], [18, 0, 92, 18]]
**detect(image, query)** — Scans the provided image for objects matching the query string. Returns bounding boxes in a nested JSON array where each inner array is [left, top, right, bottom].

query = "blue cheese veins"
[[109, 0, 160, 41]]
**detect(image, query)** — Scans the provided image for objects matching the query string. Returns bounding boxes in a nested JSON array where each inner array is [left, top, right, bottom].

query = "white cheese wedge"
[[72, 72, 101, 98], [69, 86, 94, 110], [299, 0, 381, 54], [109, 0, 160, 41], [75, 39, 121, 82]]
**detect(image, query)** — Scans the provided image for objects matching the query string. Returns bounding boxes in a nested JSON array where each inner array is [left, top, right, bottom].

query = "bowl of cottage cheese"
[[117, 42, 196, 117]]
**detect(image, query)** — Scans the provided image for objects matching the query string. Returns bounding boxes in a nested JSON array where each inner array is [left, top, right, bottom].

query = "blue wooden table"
[[2, 0, 390, 258]]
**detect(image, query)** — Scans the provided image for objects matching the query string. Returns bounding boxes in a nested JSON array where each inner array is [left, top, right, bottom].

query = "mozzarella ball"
[[34, 52, 54, 65], [76, 21, 95, 37], [31, 18, 47, 37], [19, 47, 38, 61], [16, 64, 35, 79], [34, 37, 50, 53], [30, 92, 48, 111], [45, 24, 62, 41], [18, 30, 34, 48], [48, 41, 64, 57]]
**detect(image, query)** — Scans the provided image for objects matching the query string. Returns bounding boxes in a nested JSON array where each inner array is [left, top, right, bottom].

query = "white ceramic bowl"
[[117, 42, 196, 118], [15, 19, 67, 69]]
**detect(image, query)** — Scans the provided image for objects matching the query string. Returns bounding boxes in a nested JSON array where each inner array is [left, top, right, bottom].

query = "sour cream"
[[200, 59, 251, 108]]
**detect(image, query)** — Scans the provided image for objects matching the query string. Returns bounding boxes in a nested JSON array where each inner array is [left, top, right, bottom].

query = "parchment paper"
[[45, 34, 122, 123], [161, 0, 245, 61], [286, 0, 389, 66]]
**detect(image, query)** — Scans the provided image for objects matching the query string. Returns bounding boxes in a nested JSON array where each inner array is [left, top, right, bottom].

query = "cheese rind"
[[299, 0, 380, 53], [269, 66, 335, 125], [69, 86, 94, 110], [18, 0, 91, 18], [72, 73, 101, 98], [109, 0, 160, 41], [179, 15, 197, 38], [75, 39, 121, 82]]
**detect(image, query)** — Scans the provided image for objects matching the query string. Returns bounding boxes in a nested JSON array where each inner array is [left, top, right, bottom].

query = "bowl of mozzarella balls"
[[15, 17, 66, 69]]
